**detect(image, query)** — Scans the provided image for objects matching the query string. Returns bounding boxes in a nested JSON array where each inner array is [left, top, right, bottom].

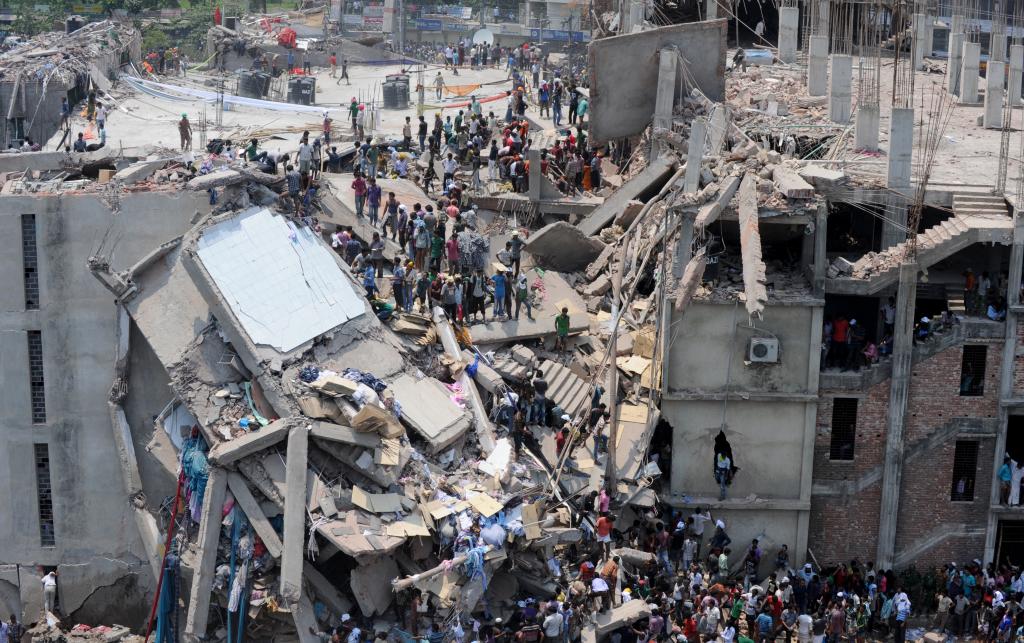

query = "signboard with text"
[[415, 18, 442, 30]]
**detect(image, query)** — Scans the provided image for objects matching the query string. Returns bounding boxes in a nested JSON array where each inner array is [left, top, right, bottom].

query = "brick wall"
[[1013, 318, 1024, 396], [811, 342, 1000, 569]]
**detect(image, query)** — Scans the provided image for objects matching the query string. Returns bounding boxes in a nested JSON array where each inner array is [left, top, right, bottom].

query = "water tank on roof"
[[65, 15, 85, 34], [298, 77, 315, 105], [382, 81, 398, 109], [396, 82, 409, 107], [254, 72, 271, 97], [287, 77, 303, 104]]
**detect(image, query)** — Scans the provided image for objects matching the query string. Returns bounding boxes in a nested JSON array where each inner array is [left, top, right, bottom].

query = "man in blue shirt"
[[756, 609, 774, 642], [490, 271, 507, 319]]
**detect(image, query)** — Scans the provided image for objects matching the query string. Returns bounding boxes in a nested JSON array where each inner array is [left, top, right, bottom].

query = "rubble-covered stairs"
[[827, 193, 1013, 295]]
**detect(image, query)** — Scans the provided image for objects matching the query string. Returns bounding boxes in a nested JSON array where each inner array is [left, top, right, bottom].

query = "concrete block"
[[461, 349, 504, 393], [511, 345, 536, 366], [613, 200, 645, 228], [984, 61, 1005, 129], [948, 32, 964, 95], [771, 166, 815, 199], [583, 274, 612, 297], [854, 103, 879, 152], [961, 41, 981, 103], [208, 418, 292, 466], [828, 54, 852, 124], [797, 165, 846, 189], [887, 108, 914, 190], [524, 221, 606, 272], [778, 7, 798, 64], [588, 20, 728, 143], [350, 558, 399, 616], [310, 374, 359, 397], [807, 36, 828, 97]]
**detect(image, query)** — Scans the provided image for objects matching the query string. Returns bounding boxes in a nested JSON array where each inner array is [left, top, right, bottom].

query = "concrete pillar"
[[807, 36, 828, 97], [985, 60, 1006, 129], [813, 203, 828, 296], [184, 466, 228, 642], [855, 103, 879, 151], [527, 148, 542, 201], [992, 32, 1007, 63], [875, 261, 919, 569], [887, 107, 914, 191], [947, 32, 964, 95], [280, 426, 309, 605], [683, 117, 706, 194], [913, 13, 928, 70], [816, 0, 829, 39], [708, 105, 728, 154], [829, 54, 852, 123], [951, 14, 964, 36], [961, 41, 981, 103], [778, 6, 799, 64], [653, 49, 678, 132], [1010, 44, 1023, 107], [705, 0, 717, 20]]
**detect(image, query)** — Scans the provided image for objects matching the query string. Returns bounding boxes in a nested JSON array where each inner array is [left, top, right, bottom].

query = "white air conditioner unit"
[[748, 337, 780, 363]]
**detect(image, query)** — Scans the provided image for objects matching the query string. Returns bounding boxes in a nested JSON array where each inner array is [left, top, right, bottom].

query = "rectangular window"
[[960, 345, 987, 396], [27, 330, 45, 424], [829, 398, 858, 460], [34, 443, 55, 547], [950, 440, 980, 501], [21, 214, 38, 309]]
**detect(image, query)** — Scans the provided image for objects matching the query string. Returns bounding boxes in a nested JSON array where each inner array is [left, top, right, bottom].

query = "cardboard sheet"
[[351, 486, 404, 513]]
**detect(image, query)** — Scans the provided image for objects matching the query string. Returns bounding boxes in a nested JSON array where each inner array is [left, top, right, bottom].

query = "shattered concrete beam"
[[208, 418, 293, 466], [227, 471, 284, 559], [674, 246, 708, 312], [771, 166, 815, 199], [737, 172, 768, 318], [392, 544, 494, 592], [610, 547, 657, 567], [581, 599, 653, 643], [280, 425, 309, 605], [303, 561, 354, 616], [432, 307, 497, 455], [694, 174, 741, 229], [309, 420, 380, 448], [290, 591, 322, 643], [185, 167, 283, 191], [184, 466, 228, 642]]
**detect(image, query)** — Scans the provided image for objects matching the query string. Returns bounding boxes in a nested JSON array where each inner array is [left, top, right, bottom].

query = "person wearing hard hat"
[[178, 113, 192, 151]]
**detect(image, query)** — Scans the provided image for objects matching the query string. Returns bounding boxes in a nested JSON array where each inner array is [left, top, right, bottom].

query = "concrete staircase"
[[826, 194, 1012, 295]]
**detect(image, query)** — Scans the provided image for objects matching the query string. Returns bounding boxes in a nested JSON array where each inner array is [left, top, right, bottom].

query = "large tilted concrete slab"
[[577, 156, 677, 237], [524, 221, 607, 272], [208, 418, 292, 465], [588, 20, 728, 143], [581, 600, 652, 643], [227, 471, 283, 558], [184, 466, 228, 642], [280, 426, 309, 605], [350, 557, 400, 616]]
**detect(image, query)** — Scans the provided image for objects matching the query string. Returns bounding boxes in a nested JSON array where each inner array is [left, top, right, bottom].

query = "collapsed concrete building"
[[7, 0, 1024, 638]]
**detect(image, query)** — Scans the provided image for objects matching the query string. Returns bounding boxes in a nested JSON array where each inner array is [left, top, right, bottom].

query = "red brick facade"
[[811, 341, 1001, 569]]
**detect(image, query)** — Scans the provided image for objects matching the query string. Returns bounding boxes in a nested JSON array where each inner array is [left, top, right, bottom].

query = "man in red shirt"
[[830, 315, 849, 368], [579, 561, 595, 583], [596, 513, 615, 557]]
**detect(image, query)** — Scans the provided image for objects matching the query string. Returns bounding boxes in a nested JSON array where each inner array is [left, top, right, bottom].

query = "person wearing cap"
[[349, 97, 360, 132], [309, 626, 341, 642], [178, 113, 192, 151]]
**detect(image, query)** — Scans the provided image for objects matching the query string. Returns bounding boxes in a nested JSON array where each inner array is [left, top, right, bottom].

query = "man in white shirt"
[[42, 571, 57, 613], [691, 507, 712, 557], [542, 610, 563, 641], [797, 612, 814, 643], [591, 576, 610, 612]]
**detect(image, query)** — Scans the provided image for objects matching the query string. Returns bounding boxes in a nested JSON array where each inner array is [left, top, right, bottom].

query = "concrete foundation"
[[778, 7, 799, 64], [683, 117, 707, 193], [854, 103, 879, 151], [807, 36, 828, 97], [961, 41, 981, 103], [947, 32, 964, 95], [828, 54, 852, 123], [887, 108, 914, 191], [985, 60, 1006, 129], [1010, 44, 1023, 107]]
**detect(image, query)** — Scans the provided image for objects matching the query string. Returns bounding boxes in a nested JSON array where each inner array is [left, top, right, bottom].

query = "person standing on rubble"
[[530, 368, 548, 426], [554, 307, 571, 352], [178, 113, 192, 151], [366, 177, 382, 227], [60, 97, 70, 132], [514, 271, 533, 321], [285, 165, 302, 213], [41, 570, 57, 614]]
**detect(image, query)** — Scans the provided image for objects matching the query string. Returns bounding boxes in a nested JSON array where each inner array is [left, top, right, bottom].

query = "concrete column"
[[816, 0, 829, 38], [184, 466, 228, 642], [855, 104, 879, 151], [992, 32, 1008, 63], [813, 203, 828, 296], [961, 40, 981, 103], [875, 261, 919, 569], [280, 426, 309, 605], [913, 13, 928, 70], [829, 54, 852, 123], [708, 105, 728, 154], [1010, 44, 1023, 107], [951, 14, 964, 36], [985, 60, 1006, 129], [947, 31, 964, 95], [778, 6, 799, 64], [807, 36, 828, 97], [705, 0, 717, 20], [683, 117, 706, 194], [653, 49, 678, 132], [887, 107, 914, 191], [527, 148, 542, 201]]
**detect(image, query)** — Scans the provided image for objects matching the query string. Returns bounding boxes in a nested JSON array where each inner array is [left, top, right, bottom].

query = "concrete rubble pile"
[[0, 20, 139, 83]]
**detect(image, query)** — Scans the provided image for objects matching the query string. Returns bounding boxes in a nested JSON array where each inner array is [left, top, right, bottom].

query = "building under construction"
[[4, 0, 1024, 639]]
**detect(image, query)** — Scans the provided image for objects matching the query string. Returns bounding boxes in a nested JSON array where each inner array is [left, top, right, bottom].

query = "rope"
[[144, 469, 186, 642], [307, 516, 329, 560]]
